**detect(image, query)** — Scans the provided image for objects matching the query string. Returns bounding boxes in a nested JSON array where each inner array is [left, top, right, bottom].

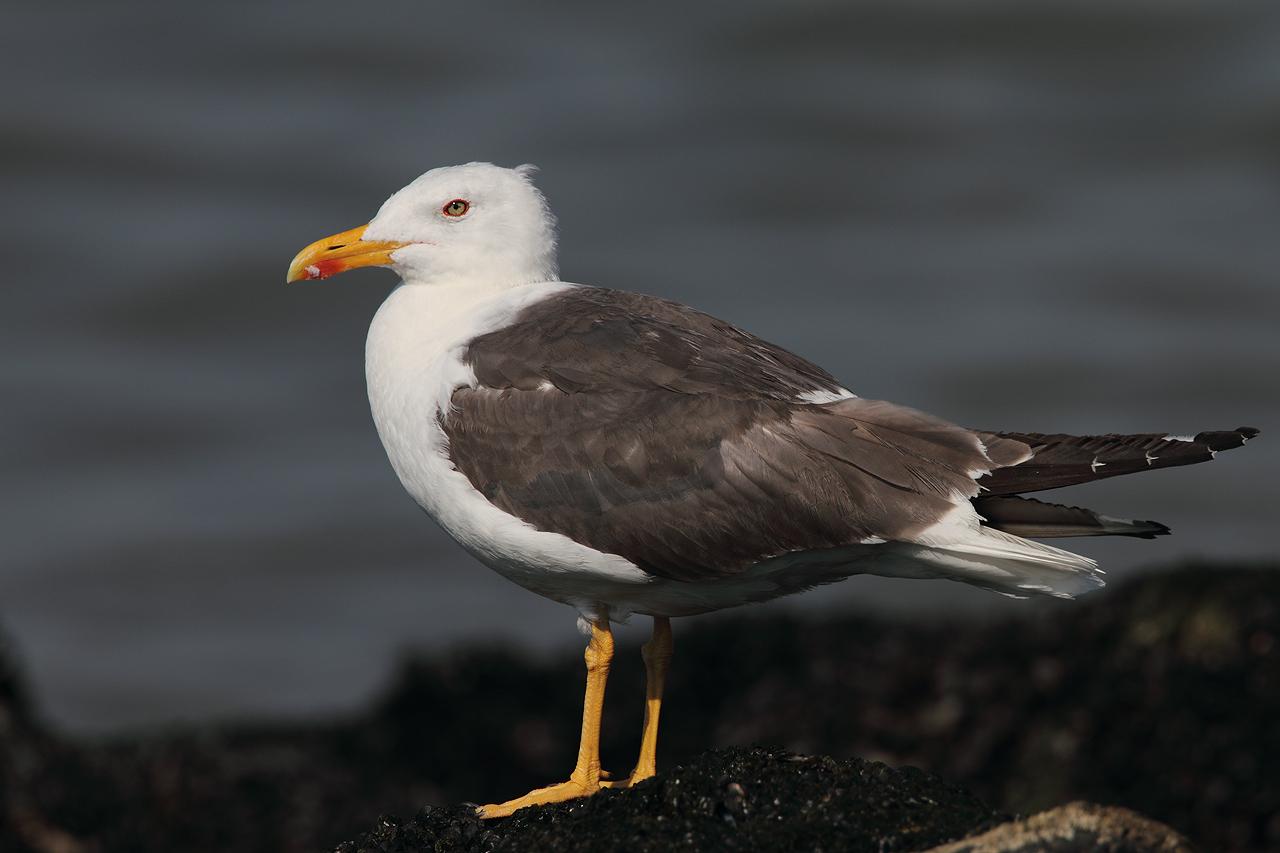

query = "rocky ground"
[[1, 564, 1276, 852], [338, 747, 1192, 853], [343, 747, 1010, 853]]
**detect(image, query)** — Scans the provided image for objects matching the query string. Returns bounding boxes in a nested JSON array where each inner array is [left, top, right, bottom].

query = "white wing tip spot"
[[797, 387, 858, 405]]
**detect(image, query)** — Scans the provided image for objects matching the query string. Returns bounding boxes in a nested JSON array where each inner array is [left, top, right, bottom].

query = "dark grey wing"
[[441, 287, 1020, 582], [461, 286, 849, 400]]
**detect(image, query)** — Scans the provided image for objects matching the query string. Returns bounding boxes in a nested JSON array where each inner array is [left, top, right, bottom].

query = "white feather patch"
[[797, 387, 858, 404]]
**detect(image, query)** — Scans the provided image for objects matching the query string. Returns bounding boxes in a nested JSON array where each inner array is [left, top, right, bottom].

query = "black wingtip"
[[1132, 519, 1172, 539], [1194, 426, 1260, 451]]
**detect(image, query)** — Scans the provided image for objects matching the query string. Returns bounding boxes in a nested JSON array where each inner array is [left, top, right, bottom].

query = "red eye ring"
[[442, 198, 470, 217]]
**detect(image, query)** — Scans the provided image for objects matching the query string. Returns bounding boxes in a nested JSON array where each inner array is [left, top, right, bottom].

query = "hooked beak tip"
[[285, 224, 406, 285]]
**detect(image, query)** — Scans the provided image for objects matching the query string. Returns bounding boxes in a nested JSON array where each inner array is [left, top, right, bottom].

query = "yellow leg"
[[604, 615, 673, 788], [477, 619, 614, 818]]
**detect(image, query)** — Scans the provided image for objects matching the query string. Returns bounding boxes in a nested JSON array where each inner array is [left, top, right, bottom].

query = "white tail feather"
[[889, 526, 1104, 599]]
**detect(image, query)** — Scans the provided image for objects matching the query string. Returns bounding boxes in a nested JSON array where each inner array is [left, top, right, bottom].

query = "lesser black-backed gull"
[[286, 162, 1258, 817]]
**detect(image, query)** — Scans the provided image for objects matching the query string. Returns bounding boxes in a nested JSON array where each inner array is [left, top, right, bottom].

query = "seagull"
[[286, 162, 1258, 818]]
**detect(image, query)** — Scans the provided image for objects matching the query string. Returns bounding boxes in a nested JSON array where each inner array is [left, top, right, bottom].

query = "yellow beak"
[[285, 224, 409, 283]]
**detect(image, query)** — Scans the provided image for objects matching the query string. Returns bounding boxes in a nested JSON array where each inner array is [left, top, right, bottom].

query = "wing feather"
[[442, 288, 1009, 581]]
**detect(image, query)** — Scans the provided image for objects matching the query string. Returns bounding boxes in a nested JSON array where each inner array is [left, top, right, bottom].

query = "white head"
[[286, 162, 558, 289]]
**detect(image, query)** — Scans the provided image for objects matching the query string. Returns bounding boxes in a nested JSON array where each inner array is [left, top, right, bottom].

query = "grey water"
[[2, 1, 1277, 732]]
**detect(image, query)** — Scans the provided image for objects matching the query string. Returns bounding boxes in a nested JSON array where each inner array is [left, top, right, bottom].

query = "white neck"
[[364, 278, 571, 433], [390, 277, 519, 331]]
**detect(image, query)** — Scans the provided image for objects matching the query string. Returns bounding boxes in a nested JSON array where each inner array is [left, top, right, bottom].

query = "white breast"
[[363, 280, 654, 619]]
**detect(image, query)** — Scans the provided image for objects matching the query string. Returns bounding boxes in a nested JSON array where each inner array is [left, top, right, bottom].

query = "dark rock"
[[664, 564, 1277, 851], [340, 746, 1010, 852], [0, 565, 1273, 852], [0, 628, 89, 853], [337, 750, 1195, 853]]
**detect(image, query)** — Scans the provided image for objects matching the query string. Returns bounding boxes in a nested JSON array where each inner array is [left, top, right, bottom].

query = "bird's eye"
[[443, 199, 470, 217]]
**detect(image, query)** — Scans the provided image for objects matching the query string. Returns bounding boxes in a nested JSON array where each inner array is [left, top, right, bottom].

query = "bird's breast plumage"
[[363, 280, 655, 618]]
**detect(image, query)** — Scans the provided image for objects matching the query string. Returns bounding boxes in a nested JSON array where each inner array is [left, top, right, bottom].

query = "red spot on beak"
[[306, 259, 346, 280], [285, 226, 403, 284]]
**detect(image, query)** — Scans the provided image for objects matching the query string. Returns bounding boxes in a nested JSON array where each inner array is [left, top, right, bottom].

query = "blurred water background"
[[2, 0, 1277, 732]]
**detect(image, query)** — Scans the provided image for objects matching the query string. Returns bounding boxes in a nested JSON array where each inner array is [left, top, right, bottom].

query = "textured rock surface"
[[928, 802, 1193, 853], [338, 747, 1008, 853], [0, 566, 1273, 852], [336, 749, 1194, 853]]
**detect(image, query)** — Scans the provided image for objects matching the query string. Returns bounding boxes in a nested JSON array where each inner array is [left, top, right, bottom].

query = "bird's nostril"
[[327, 244, 346, 251]]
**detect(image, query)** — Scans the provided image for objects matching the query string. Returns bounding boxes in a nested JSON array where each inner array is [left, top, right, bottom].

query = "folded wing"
[[442, 287, 1028, 582]]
